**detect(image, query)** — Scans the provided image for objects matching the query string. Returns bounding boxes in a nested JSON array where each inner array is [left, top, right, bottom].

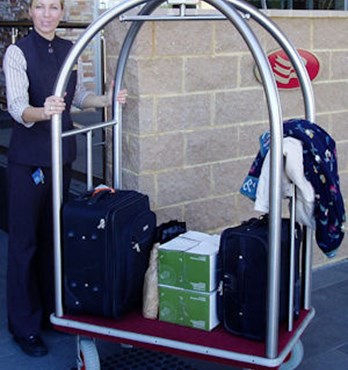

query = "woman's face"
[[29, 0, 64, 40]]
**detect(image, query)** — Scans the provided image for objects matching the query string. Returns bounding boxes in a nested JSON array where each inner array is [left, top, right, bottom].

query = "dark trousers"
[[7, 162, 71, 338]]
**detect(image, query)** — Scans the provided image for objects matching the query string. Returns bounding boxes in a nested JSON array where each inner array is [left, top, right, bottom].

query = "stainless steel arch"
[[113, 1, 315, 123], [229, 0, 315, 122], [112, 1, 315, 332], [112, 0, 164, 190], [52, 0, 314, 361], [112, 3, 315, 354]]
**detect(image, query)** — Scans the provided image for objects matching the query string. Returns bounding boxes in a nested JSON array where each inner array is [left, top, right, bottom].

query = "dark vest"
[[8, 29, 77, 167]]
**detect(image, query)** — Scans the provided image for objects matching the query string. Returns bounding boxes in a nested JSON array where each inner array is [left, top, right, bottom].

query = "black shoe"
[[14, 335, 48, 357]]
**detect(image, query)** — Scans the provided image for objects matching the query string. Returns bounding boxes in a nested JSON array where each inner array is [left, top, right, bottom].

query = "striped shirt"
[[3, 44, 93, 127]]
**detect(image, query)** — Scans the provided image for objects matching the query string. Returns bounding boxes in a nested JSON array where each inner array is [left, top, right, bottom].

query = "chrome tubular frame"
[[52, 0, 315, 360]]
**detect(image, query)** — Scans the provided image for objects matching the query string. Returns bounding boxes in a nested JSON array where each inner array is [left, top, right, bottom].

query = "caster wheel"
[[77, 338, 101, 370], [280, 340, 304, 370]]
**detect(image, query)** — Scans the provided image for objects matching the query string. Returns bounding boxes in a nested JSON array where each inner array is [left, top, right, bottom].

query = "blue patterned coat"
[[241, 119, 346, 256]]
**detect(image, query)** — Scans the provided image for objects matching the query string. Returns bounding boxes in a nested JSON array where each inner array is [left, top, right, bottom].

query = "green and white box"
[[183, 234, 220, 292], [159, 285, 219, 331], [158, 231, 210, 288]]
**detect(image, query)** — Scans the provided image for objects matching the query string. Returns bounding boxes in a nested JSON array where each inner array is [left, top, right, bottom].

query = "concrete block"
[[157, 94, 212, 132], [215, 89, 267, 125], [155, 21, 213, 56], [185, 56, 238, 92], [139, 133, 185, 171], [313, 18, 348, 50], [185, 126, 239, 165], [184, 195, 235, 231], [137, 58, 183, 95], [157, 166, 212, 207], [212, 157, 253, 195]]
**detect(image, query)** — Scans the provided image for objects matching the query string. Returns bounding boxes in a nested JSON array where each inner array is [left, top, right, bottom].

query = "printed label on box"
[[159, 285, 219, 331]]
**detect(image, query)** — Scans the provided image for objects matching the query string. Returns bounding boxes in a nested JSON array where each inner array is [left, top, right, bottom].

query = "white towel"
[[255, 137, 315, 229]]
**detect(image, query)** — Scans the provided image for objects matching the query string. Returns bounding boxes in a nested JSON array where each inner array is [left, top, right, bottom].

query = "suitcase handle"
[[241, 214, 268, 231], [86, 187, 116, 205], [92, 187, 116, 197]]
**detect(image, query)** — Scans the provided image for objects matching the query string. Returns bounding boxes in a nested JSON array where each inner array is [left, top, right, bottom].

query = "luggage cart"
[[51, 0, 316, 369]]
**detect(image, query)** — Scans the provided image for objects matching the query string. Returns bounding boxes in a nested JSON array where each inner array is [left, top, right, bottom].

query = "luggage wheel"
[[279, 340, 304, 370], [77, 336, 101, 370]]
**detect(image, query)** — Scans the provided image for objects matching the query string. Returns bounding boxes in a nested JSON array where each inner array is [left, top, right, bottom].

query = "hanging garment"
[[255, 137, 315, 229], [240, 119, 346, 257]]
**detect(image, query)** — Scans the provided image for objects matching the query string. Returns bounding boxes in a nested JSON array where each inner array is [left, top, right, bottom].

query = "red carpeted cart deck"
[[51, 308, 314, 369]]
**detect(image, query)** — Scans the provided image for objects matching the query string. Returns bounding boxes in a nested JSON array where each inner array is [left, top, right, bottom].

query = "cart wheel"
[[280, 340, 304, 370], [77, 338, 101, 370]]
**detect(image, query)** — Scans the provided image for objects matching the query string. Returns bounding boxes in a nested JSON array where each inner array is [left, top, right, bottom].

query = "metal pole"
[[86, 130, 94, 190], [288, 184, 296, 331], [303, 228, 313, 309], [100, 30, 109, 183], [52, 111, 64, 316], [112, 0, 164, 188]]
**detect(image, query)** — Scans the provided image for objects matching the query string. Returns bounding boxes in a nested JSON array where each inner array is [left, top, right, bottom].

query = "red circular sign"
[[267, 48, 320, 89]]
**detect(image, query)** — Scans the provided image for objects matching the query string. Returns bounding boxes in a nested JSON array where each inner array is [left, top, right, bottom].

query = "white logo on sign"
[[273, 55, 307, 85]]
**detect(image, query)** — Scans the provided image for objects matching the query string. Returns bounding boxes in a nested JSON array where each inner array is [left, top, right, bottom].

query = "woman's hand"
[[43, 95, 66, 118], [22, 95, 66, 123], [105, 81, 127, 106], [80, 85, 128, 110], [116, 89, 128, 105]]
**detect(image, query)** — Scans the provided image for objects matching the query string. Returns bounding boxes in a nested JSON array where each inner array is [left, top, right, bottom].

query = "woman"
[[3, 0, 126, 357]]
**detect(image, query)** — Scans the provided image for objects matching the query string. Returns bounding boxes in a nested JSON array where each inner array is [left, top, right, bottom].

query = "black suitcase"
[[62, 188, 157, 318], [218, 215, 301, 341]]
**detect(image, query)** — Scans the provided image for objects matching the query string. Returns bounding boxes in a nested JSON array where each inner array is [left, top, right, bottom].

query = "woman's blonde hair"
[[29, 0, 64, 8]]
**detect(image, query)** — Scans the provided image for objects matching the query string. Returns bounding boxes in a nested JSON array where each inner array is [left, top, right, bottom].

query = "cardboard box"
[[159, 285, 219, 331], [158, 232, 220, 292], [158, 231, 210, 288], [183, 234, 220, 292]]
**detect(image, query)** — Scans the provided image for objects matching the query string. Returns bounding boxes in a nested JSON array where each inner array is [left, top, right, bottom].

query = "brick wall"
[[104, 9, 348, 268]]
